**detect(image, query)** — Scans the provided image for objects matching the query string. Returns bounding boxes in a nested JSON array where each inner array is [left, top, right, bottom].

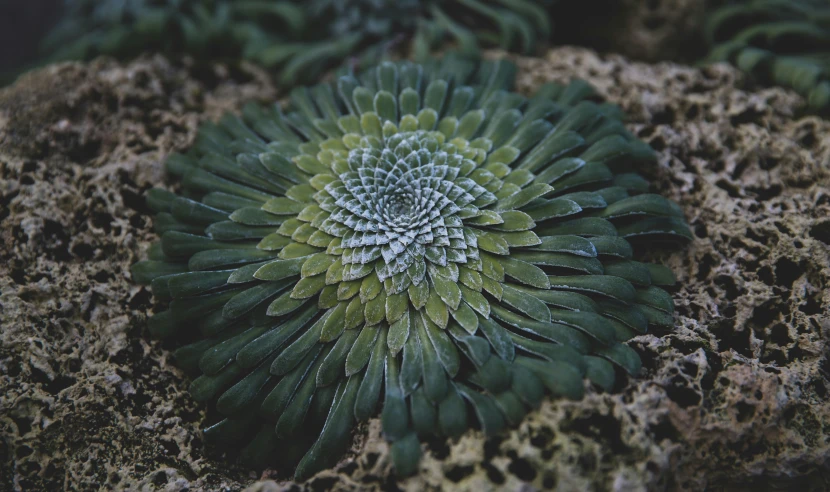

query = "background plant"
[[703, 0, 830, 114], [27, 0, 554, 86], [132, 54, 691, 478]]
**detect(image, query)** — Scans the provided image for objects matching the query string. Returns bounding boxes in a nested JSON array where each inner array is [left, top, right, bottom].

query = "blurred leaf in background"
[[703, 0, 830, 114], [10, 0, 557, 87]]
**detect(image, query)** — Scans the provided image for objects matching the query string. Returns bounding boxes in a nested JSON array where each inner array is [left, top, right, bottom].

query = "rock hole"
[[665, 378, 701, 408], [715, 179, 741, 198], [809, 220, 830, 244], [507, 456, 537, 482], [446, 465, 475, 482], [483, 463, 505, 485], [769, 324, 792, 346], [735, 402, 755, 423], [774, 257, 802, 288]]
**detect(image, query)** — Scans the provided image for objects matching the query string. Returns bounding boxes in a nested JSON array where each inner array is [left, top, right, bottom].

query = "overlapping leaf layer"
[[704, 0, 830, 114], [132, 56, 691, 478], [33, 0, 553, 85]]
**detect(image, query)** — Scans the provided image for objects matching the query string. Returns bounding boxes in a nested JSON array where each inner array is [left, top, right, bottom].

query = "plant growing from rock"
[[703, 0, 830, 114], [33, 0, 553, 85], [132, 54, 691, 479]]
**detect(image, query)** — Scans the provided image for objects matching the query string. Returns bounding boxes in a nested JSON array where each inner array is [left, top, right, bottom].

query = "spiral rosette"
[[132, 55, 691, 478]]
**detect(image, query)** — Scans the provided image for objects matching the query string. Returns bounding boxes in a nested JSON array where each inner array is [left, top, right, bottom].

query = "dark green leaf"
[[583, 355, 616, 391], [500, 284, 550, 322], [345, 324, 381, 376], [515, 357, 584, 400], [382, 354, 410, 440], [316, 328, 360, 387], [390, 432, 422, 477], [456, 383, 506, 435], [354, 327, 387, 420]]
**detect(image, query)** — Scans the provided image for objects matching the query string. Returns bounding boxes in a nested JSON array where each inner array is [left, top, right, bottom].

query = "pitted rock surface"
[[1, 48, 828, 491]]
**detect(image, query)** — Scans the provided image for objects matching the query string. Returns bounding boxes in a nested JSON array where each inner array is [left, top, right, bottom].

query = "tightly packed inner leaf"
[[132, 55, 691, 479]]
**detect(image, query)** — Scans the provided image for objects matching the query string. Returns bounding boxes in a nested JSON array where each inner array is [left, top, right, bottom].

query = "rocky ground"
[[1, 48, 829, 491]]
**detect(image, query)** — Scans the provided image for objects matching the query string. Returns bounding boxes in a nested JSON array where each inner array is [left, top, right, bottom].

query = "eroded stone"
[[1, 48, 828, 491]]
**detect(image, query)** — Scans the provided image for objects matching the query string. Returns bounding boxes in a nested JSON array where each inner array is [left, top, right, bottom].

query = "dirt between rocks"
[[1, 48, 828, 491]]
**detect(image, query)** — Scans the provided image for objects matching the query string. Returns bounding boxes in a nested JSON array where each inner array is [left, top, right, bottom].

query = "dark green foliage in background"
[[703, 0, 830, 114], [31, 0, 554, 86], [132, 54, 690, 478]]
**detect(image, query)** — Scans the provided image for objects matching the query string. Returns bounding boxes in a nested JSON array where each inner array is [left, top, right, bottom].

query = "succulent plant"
[[703, 0, 830, 114], [32, 0, 553, 86], [132, 54, 691, 479]]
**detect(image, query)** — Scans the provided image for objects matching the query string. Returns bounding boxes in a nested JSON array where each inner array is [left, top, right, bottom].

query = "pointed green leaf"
[[270, 309, 327, 375], [456, 383, 505, 435], [410, 388, 437, 436], [478, 316, 516, 361], [421, 314, 461, 377], [636, 286, 674, 313], [354, 326, 387, 420], [301, 253, 337, 277], [224, 280, 291, 320], [424, 286, 449, 329], [236, 302, 317, 369], [548, 275, 636, 302], [588, 236, 633, 259], [510, 365, 545, 408], [595, 343, 642, 376], [512, 251, 603, 275], [495, 183, 554, 212], [431, 274, 461, 310], [548, 309, 616, 346], [415, 314, 448, 403], [388, 309, 411, 354], [529, 235, 597, 256], [261, 345, 323, 418], [584, 355, 616, 391], [291, 273, 327, 299], [500, 284, 551, 322], [438, 384, 468, 438], [253, 257, 305, 281], [382, 354, 410, 440], [501, 256, 551, 288], [390, 432, 422, 477], [345, 324, 381, 376], [216, 356, 274, 416], [450, 301, 479, 334], [490, 304, 591, 354], [316, 329, 360, 387], [515, 357, 584, 400]]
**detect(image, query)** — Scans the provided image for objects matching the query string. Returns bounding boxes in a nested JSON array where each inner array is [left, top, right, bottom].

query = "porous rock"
[[1, 48, 829, 491]]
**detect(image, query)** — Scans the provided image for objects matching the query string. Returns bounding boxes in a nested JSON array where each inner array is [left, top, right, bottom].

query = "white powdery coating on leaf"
[[325, 131, 480, 281]]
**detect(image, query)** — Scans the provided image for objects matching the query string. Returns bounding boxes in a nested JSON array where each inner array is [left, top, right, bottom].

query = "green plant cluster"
[[35, 0, 553, 85], [132, 54, 691, 479], [704, 0, 830, 114]]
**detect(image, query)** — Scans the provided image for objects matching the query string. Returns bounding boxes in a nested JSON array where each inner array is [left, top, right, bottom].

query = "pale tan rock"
[[1, 48, 828, 491]]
